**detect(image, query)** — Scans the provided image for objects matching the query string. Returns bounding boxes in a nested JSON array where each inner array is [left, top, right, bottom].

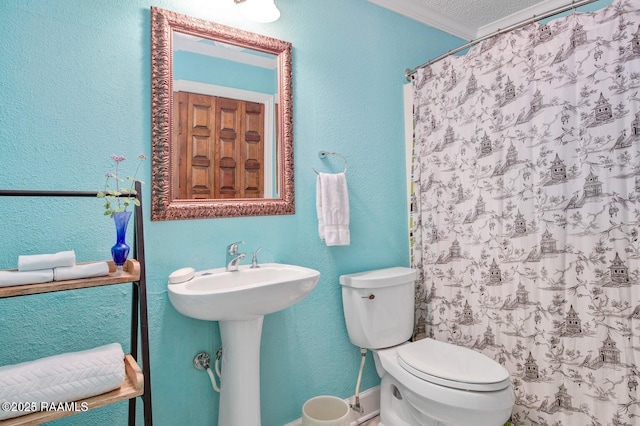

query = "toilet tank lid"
[[339, 267, 417, 289]]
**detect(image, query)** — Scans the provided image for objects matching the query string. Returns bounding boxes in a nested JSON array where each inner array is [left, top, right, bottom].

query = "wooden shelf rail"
[[0, 259, 140, 298], [0, 355, 143, 426]]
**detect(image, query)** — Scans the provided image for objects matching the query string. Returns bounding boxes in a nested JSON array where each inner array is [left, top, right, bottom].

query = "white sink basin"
[[168, 263, 320, 321]]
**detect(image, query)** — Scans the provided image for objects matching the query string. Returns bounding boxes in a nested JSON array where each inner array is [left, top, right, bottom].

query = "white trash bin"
[[302, 395, 350, 426]]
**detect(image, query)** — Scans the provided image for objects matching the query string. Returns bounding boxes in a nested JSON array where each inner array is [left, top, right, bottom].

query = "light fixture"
[[234, 0, 280, 23]]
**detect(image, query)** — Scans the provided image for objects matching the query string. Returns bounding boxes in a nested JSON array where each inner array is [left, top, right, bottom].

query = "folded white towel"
[[54, 262, 110, 281], [0, 343, 125, 420], [316, 172, 350, 246], [18, 250, 76, 272], [0, 269, 54, 287]]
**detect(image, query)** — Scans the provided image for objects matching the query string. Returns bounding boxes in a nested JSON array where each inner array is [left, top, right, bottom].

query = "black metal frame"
[[0, 181, 153, 425]]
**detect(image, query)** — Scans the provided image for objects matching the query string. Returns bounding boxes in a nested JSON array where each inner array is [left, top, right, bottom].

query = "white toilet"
[[340, 267, 515, 426]]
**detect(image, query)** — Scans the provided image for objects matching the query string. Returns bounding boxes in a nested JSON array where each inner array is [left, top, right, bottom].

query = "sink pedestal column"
[[218, 317, 264, 426]]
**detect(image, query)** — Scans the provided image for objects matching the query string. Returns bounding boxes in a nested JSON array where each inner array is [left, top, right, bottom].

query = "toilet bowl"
[[340, 267, 514, 426], [373, 340, 514, 426]]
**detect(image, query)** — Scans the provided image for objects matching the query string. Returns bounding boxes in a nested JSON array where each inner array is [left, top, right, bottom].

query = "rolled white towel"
[[0, 343, 125, 420], [18, 250, 76, 272], [0, 269, 54, 287], [54, 262, 110, 281]]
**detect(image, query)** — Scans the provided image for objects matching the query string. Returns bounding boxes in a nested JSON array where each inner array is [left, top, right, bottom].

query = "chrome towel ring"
[[313, 151, 348, 175]]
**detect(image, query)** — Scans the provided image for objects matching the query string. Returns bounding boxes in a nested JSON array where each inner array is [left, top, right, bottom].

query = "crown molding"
[[476, 0, 569, 38], [368, 0, 574, 41], [367, 0, 475, 40]]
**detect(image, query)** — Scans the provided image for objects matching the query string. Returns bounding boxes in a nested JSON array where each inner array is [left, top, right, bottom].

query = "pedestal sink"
[[167, 263, 320, 426]]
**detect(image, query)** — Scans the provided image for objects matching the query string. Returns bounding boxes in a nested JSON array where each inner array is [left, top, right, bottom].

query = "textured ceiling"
[[367, 0, 574, 40]]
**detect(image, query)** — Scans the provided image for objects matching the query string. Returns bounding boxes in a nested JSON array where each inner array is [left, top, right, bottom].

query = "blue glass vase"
[[111, 211, 132, 272]]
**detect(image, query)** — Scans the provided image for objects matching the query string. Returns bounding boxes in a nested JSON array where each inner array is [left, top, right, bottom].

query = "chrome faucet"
[[226, 241, 246, 272]]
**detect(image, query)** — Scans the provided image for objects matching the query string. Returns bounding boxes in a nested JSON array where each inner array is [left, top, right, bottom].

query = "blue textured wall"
[[0, 0, 460, 425]]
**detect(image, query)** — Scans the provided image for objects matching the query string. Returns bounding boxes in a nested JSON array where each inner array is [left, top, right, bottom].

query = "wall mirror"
[[150, 7, 294, 220]]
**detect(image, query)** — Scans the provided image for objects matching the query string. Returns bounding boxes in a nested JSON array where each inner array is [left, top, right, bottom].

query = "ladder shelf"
[[0, 182, 152, 425]]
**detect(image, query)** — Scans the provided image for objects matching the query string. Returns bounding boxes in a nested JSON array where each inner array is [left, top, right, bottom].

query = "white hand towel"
[[18, 250, 76, 272], [0, 269, 54, 287], [54, 262, 110, 281], [316, 172, 350, 246]]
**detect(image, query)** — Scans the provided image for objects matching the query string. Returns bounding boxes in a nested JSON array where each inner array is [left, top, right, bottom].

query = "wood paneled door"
[[173, 91, 265, 199]]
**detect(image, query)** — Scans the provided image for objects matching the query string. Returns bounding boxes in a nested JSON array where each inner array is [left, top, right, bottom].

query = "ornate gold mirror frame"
[[150, 7, 294, 220]]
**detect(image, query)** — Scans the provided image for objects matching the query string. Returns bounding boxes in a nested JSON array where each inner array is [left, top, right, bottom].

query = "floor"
[[360, 417, 380, 426]]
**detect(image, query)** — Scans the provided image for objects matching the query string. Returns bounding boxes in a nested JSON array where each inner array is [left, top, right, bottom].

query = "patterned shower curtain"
[[410, 1, 640, 424]]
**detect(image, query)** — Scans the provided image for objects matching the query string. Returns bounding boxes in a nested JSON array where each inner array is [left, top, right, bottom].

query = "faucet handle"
[[227, 241, 245, 255], [251, 247, 262, 269]]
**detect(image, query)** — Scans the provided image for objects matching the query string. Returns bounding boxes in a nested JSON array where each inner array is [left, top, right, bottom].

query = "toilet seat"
[[396, 339, 511, 392]]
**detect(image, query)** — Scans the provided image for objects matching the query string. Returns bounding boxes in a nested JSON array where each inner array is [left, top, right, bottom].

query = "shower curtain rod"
[[405, 0, 600, 81]]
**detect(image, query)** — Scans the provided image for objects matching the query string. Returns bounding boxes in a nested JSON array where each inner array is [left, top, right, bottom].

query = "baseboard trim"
[[284, 386, 380, 426]]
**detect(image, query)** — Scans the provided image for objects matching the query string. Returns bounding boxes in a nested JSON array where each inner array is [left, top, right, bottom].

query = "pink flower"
[[99, 153, 147, 217]]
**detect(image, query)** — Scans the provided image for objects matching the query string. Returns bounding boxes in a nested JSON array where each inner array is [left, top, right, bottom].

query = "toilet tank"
[[339, 267, 417, 349]]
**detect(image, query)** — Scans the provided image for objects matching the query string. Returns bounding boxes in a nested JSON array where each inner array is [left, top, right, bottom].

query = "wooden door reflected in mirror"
[[173, 92, 265, 199]]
